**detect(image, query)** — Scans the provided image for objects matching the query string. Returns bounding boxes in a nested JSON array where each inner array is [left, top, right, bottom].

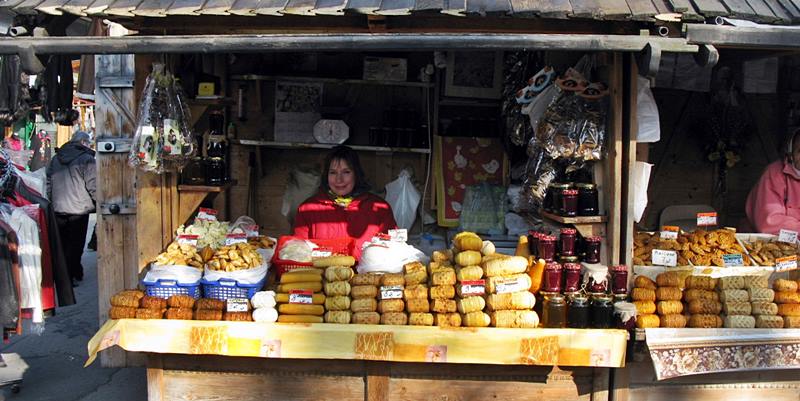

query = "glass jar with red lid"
[[538, 235, 557, 262], [542, 262, 563, 293], [561, 189, 579, 217], [559, 228, 577, 256], [527, 231, 541, 258], [610, 265, 629, 295], [583, 263, 609, 294], [576, 183, 599, 216], [584, 236, 602, 263], [563, 262, 582, 293]]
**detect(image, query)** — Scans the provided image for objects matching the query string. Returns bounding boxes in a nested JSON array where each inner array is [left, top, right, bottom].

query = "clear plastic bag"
[[129, 63, 195, 173], [459, 184, 508, 234], [385, 169, 420, 230]]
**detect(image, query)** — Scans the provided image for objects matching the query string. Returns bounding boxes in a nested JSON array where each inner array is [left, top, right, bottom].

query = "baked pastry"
[[656, 300, 683, 315], [775, 291, 800, 304], [724, 315, 755, 328], [430, 285, 456, 299], [380, 312, 408, 325], [687, 299, 722, 315], [193, 309, 223, 320], [350, 298, 378, 313], [743, 275, 769, 289], [431, 299, 457, 313], [683, 289, 718, 303], [140, 296, 168, 310], [783, 315, 800, 328], [280, 270, 323, 284], [351, 273, 382, 286], [490, 310, 539, 328], [482, 256, 529, 277], [110, 292, 143, 308], [461, 311, 491, 327], [719, 289, 749, 303], [455, 250, 482, 267], [313, 255, 355, 268], [717, 276, 745, 290], [378, 299, 405, 313], [324, 296, 351, 311], [660, 314, 687, 328], [755, 315, 783, 328], [636, 314, 660, 328], [109, 306, 137, 319], [632, 288, 656, 302], [655, 287, 682, 301], [723, 301, 751, 316], [404, 261, 426, 275], [688, 314, 722, 328], [135, 308, 164, 319], [381, 273, 405, 286], [434, 313, 462, 327], [408, 313, 434, 326], [165, 308, 193, 320], [404, 271, 428, 286], [656, 272, 682, 288], [168, 294, 198, 309], [352, 311, 380, 324], [457, 265, 484, 281], [748, 288, 775, 303], [277, 315, 322, 323], [431, 269, 457, 286], [457, 296, 486, 314], [403, 284, 428, 300], [406, 298, 430, 313], [323, 281, 351, 296], [278, 304, 324, 316], [324, 266, 354, 282], [278, 282, 323, 293], [633, 301, 656, 315], [324, 310, 351, 324], [486, 292, 535, 311], [773, 279, 798, 292], [751, 302, 778, 316], [684, 276, 717, 291], [778, 303, 800, 316], [432, 249, 454, 263], [634, 275, 657, 290], [351, 285, 378, 299]]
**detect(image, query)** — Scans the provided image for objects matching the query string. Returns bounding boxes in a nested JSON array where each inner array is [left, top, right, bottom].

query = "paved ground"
[[0, 215, 147, 401]]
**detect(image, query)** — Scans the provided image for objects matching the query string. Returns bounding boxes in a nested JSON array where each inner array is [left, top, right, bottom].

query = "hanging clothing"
[[0, 222, 19, 333], [42, 55, 73, 124], [6, 207, 42, 323]]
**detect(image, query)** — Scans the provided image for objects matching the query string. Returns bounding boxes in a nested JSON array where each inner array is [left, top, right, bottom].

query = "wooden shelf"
[[178, 180, 236, 193], [230, 74, 434, 89], [540, 210, 607, 224], [231, 139, 431, 154]]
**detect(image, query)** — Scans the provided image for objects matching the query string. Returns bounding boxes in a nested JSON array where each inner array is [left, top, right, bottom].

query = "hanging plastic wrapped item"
[[521, 148, 556, 211], [129, 63, 195, 173], [459, 183, 508, 234]]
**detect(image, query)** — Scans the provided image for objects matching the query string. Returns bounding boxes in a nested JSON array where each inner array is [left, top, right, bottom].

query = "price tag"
[[460, 280, 486, 296], [495, 277, 527, 294], [380, 285, 403, 300], [196, 208, 218, 221], [660, 226, 679, 240], [697, 212, 717, 227], [723, 254, 744, 267], [651, 249, 677, 267], [176, 234, 198, 246], [776, 255, 798, 272], [311, 249, 333, 258], [779, 229, 798, 244], [388, 229, 408, 242], [226, 298, 249, 312], [288, 290, 313, 304], [225, 233, 248, 245]]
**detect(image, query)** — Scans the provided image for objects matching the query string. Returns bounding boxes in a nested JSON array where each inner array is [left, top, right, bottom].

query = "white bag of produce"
[[358, 238, 428, 274], [636, 75, 660, 143], [203, 262, 269, 285], [144, 263, 203, 284], [385, 169, 421, 230]]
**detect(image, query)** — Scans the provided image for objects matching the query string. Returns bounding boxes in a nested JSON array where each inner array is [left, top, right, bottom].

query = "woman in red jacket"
[[293, 146, 397, 259]]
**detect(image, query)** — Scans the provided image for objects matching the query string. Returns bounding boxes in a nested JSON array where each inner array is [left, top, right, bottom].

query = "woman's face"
[[328, 158, 355, 197], [793, 135, 800, 170]]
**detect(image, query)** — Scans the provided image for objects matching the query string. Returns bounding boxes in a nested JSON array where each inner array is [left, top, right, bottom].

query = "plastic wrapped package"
[[458, 184, 507, 234]]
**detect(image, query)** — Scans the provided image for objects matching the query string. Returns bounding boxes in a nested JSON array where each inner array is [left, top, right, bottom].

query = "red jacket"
[[293, 191, 397, 259]]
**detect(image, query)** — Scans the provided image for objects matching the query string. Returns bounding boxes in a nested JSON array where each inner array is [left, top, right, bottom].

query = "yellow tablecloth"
[[87, 319, 628, 367]]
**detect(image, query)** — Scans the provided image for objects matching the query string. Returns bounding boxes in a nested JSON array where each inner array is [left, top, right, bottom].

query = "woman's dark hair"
[[320, 145, 370, 195]]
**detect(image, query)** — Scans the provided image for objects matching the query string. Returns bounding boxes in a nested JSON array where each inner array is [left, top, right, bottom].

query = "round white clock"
[[313, 119, 350, 144]]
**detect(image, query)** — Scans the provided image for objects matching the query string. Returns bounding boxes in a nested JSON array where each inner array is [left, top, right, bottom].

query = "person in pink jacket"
[[746, 131, 800, 234]]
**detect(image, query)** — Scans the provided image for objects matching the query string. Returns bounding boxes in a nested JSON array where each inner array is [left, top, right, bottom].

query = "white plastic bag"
[[203, 262, 269, 285], [385, 169, 420, 230], [522, 84, 558, 139], [281, 167, 320, 225], [144, 263, 203, 284], [632, 161, 653, 223], [358, 239, 428, 274], [636, 75, 661, 143]]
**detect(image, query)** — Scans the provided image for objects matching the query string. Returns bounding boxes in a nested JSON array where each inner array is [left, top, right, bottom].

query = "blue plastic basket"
[[142, 279, 201, 299], [201, 278, 266, 300]]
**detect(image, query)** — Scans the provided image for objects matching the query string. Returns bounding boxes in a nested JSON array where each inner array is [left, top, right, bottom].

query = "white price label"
[[697, 212, 717, 227], [226, 298, 249, 312], [776, 255, 798, 272], [311, 249, 332, 258], [388, 229, 408, 242], [660, 226, 679, 240], [722, 254, 744, 267], [380, 285, 403, 300], [196, 207, 218, 221], [225, 234, 248, 245], [779, 229, 798, 244], [289, 290, 313, 304], [460, 280, 486, 296], [495, 278, 527, 294], [176, 234, 198, 246], [651, 249, 677, 267]]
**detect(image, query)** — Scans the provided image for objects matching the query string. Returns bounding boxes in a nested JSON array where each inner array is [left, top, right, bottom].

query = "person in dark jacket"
[[47, 131, 96, 286]]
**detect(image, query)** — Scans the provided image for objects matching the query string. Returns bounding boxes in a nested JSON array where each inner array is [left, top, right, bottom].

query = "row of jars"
[[541, 261, 628, 295], [529, 229, 602, 264], [543, 182, 599, 217], [539, 292, 636, 329]]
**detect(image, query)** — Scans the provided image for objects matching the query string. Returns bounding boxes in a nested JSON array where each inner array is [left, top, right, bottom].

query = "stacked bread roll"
[[399, 261, 432, 326], [482, 255, 537, 328], [251, 291, 278, 322], [109, 289, 145, 319], [654, 272, 687, 328], [453, 255, 484, 329], [632, 275, 659, 328], [276, 269, 325, 323], [323, 266, 354, 324], [379, 273, 408, 325], [774, 279, 800, 328], [194, 298, 225, 321], [351, 273, 381, 324]]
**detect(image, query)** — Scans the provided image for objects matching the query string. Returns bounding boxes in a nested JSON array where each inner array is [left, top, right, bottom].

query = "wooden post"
[[146, 353, 165, 401], [606, 52, 624, 265], [621, 53, 639, 267]]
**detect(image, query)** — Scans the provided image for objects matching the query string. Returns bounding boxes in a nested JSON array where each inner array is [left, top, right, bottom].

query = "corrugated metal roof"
[[3, 0, 800, 25]]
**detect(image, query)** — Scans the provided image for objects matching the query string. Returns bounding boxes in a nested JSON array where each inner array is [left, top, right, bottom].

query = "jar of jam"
[[538, 235, 557, 262], [543, 262, 563, 293], [610, 265, 629, 295], [584, 236, 602, 264], [613, 294, 629, 304], [576, 183, 599, 216], [613, 302, 637, 330], [205, 157, 226, 185], [591, 294, 614, 328], [527, 231, 541, 258], [567, 294, 590, 328], [584, 263, 609, 294], [563, 262, 582, 293], [542, 294, 567, 328], [549, 183, 570, 214], [559, 228, 577, 256], [561, 189, 579, 217]]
